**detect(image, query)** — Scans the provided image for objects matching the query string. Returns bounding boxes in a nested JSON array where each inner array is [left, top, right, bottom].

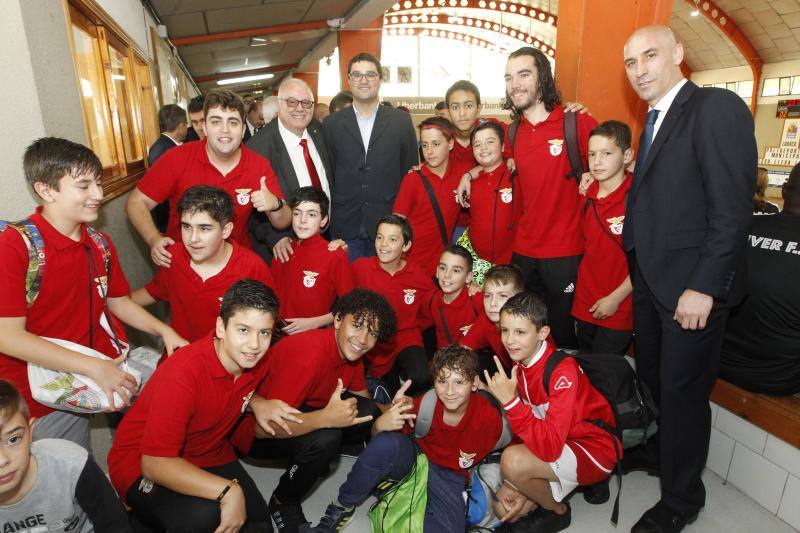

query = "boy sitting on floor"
[[132, 185, 275, 345], [0, 379, 131, 532], [108, 280, 298, 532], [484, 292, 619, 532], [311, 344, 504, 532]]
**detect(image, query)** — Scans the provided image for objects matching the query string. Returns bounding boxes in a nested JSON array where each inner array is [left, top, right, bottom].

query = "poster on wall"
[[780, 118, 800, 149], [776, 99, 800, 118]]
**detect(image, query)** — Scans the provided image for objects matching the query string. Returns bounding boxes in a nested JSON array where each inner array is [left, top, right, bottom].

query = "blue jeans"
[[337, 432, 466, 532], [345, 224, 375, 261]]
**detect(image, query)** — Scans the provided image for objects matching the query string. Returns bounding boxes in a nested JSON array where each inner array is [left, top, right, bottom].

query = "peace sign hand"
[[483, 356, 519, 405]]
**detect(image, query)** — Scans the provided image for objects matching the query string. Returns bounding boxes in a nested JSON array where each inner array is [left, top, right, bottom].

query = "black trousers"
[[632, 258, 728, 516], [248, 392, 380, 506], [511, 253, 581, 349], [575, 319, 633, 355], [381, 345, 433, 397], [126, 461, 271, 532]]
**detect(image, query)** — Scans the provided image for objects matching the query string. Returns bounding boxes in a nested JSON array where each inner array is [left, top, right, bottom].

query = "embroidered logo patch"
[[241, 390, 255, 413], [459, 450, 477, 469], [94, 275, 108, 298], [548, 139, 564, 156], [563, 282, 575, 294], [235, 188, 252, 205], [554, 376, 572, 391], [606, 215, 625, 235], [302, 270, 319, 288], [403, 289, 417, 305], [460, 324, 473, 336], [499, 187, 513, 204]]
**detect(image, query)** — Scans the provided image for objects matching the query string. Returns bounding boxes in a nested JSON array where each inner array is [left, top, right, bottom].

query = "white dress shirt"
[[353, 103, 380, 158], [277, 118, 330, 199], [650, 78, 688, 140]]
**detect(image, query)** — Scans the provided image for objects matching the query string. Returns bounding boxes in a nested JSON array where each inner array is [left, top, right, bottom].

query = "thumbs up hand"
[[251, 176, 280, 212]]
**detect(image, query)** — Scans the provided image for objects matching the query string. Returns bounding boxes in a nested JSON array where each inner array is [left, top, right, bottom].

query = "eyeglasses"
[[280, 97, 314, 110], [348, 71, 380, 81]]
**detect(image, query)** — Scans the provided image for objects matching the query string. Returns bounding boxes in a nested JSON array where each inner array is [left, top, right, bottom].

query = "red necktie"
[[299, 138, 322, 190]]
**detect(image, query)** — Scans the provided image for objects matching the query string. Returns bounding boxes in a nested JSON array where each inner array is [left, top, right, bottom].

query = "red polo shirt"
[[508, 106, 597, 258], [394, 160, 469, 275], [572, 176, 633, 331], [146, 240, 275, 342], [352, 257, 435, 377], [107, 335, 269, 501], [258, 328, 366, 409], [468, 165, 519, 264], [136, 139, 284, 249], [270, 233, 354, 320], [403, 391, 502, 479], [0, 208, 131, 419], [461, 313, 511, 368], [429, 289, 483, 348]]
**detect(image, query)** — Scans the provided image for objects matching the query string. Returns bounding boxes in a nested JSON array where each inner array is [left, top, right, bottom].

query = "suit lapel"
[[368, 106, 390, 149], [342, 107, 365, 150], [632, 81, 696, 196], [270, 121, 300, 193]]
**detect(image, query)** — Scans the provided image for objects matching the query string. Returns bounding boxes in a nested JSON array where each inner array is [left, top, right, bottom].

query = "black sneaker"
[[269, 495, 311, 532], [516, 502, 571, 533], [310, 501, 356, 532], [581, 478, 610, 504]]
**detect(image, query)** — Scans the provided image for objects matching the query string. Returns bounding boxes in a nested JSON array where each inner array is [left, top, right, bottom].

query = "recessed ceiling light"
[[217, 73, 275, 85], [690, 10, 700, 16]]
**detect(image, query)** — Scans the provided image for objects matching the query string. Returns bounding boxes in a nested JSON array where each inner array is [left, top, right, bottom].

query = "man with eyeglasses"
[[247, 78, 334, 264], [322, 52, 419, 260]]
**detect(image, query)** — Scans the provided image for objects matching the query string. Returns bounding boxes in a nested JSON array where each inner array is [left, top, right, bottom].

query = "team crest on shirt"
[[460, 324, 473, 336], [235, 188, 252, 205], [554, 376, 573, 390], [241, 390, 255, 413], [403, 289, 417, 305], [94, 275, 108, 298], [459, 450, 477, 469], [499, 187, 513, 204], [548, 139, 564, 157], [303, 271, 319, 288], [606, 215, 625, 235]]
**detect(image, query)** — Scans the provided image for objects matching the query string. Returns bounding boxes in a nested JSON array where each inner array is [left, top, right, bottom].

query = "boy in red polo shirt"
[[131, 185, 275, 344], [0, 138, 187, 450], [462, 264, 526, 370], [311, 344, 503, 533], [109, 280, 299, 532], [270, 187, 355, 335], [571, 121, 634, 355], [352, 215, 435, 397], [245, 288, 397, 532], [393, 117, 470, 275], [484, 292, 619, 532], [460, 121, 519, 267], [126, 89, 291, 267], [429, 245, 482, 347]]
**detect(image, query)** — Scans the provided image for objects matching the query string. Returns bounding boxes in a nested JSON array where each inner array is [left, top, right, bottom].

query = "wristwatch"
[[269, 197, 284, 212]]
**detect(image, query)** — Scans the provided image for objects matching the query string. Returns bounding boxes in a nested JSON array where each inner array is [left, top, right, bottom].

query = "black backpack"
[[543, 350, 659, 526]]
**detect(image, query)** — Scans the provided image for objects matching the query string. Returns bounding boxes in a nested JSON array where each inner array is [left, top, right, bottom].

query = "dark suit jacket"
[[624, 81, 757, 311], [148, 134, 180, 232], [245, 118, 333, 262], [243, 124, 253, 144], [148, 133, 178, 165], [322, 104, 419, 240]]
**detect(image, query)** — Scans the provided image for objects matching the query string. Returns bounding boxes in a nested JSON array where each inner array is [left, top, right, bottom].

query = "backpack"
[[507, 110, 585, 183], [542, 350, 659, 526], [0, 219, 126, 354]]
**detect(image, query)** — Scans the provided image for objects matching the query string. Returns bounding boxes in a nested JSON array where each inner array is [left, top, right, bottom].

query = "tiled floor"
[[92, 420, 798, 532]]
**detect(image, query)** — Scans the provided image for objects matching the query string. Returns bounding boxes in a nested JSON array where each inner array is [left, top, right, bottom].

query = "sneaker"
[[516, 502, 571, 533], [581, 478, 610, 504], [310, 501, 356, 532], [269, 495, 311, 532]]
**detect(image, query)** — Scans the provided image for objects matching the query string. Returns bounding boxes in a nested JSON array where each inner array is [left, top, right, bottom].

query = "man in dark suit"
[[148, 104, 187, 232], [622, 26, 756, 532], [322, 52, 419, 260], [247, 78, 333, 263], [243, 99, 265, 144], [184, 95, 205, 142]]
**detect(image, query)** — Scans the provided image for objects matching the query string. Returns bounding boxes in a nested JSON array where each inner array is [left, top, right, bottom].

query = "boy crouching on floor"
[[311, 345, 504, 532]]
